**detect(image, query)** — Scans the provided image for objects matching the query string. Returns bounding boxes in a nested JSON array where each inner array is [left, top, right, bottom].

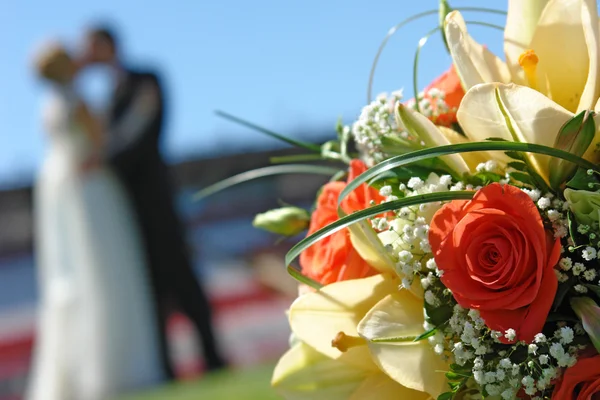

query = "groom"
[[80, 26, 227, 379]]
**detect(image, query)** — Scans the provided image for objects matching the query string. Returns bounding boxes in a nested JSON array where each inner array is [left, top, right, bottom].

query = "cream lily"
[[396, 103, 485, 174], [272, 340, 430, 399], [456, 82, 600, 180], [283, 274, 446, 399], [445, 0, 600, 114], [357, 289, 449, 398]]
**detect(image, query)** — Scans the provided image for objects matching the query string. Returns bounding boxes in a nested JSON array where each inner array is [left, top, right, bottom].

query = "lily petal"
[[529, 0, 592, 112], [357, 292, 448, 398], [504, 0, 549, 85], [578, 0, 600, 112], [272, 341, 368, 400], [397, 103, 471, 175], [444, 11, 510, 90], [289, 274, 398, 368], [437, 126, 488, 171], [342, 213, 396, 274], [349, 373, 431, 400], [457, 83, 573, 180]]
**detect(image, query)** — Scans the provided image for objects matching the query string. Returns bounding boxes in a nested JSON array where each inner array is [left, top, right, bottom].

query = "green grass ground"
[[117, 364, 281, 400]]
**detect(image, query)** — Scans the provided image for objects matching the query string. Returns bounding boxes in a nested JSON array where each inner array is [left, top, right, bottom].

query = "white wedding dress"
[[26, 86, 164, 400]]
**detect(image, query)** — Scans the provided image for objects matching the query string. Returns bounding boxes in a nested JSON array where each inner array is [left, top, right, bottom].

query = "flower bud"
[[252, 207, 310, 237], [549, 110, 595, 190], [571, 296, 600, 353], [564, 189, 600, 225]]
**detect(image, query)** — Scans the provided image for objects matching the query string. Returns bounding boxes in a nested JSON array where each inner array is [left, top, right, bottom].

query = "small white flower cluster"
[[406, 87, 455, 126], [552, 204, 600, 291], [376, 174, 458, 290], [350, 91, 412, 166], [521, 189, 571, 240], [440, 297, 586, 397], [475, 160, 500, 174]]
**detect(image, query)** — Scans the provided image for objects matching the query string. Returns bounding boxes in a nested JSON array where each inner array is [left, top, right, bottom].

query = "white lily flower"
[[445, 0, 600, 114], [357, 290, 449, 399], [284, 274, 442, 399], [272, 340, 431, 399], [457, 82, 600, 180]]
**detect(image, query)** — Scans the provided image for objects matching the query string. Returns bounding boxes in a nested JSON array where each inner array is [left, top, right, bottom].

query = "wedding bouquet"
[[204, 1, 600, 398]]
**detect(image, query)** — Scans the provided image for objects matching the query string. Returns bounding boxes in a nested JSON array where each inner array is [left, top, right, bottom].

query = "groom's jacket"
[[107, 69, 191, 280]]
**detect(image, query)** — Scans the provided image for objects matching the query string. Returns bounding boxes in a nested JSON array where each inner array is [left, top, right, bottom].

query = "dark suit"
[[107, 69, 226, 379]]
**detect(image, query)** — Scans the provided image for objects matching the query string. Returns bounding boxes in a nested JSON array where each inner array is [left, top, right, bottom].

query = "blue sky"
[[0, 0, 506, 187]]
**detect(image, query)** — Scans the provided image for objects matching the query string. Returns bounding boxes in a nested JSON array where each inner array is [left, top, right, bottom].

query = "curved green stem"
[[466, 21, 505, 31], [412, 26, 441, 113], [367, 9, 439, 104], [193, 164, 340, 200], [367, 6, 506, 103]]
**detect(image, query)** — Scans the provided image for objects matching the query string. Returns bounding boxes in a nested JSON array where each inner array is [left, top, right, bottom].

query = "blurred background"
[[0, 0, 505, 398]]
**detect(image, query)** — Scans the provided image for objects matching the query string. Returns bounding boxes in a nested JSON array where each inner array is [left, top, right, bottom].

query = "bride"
[[26, 43, 164, 400]]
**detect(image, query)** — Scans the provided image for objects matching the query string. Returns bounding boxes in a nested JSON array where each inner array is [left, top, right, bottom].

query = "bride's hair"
[[34, 42, 74, 82]]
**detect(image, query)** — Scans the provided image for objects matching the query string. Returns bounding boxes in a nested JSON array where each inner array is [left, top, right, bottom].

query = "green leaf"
[[553, 277, 577, 311], [505, 151, 525, 161], [338, 141, 600, 207], [425, 300, 453, 326], [466, 171, 504, 186], [450, 363, 472, 373], [567, 168, 600, 191], [445, 371, 469, 381], [567, 211, 578, 247], [286, 266, 323, 290], [413, 327, 438, 342], [509, 171, 536, 187], [507, 161, 527, 171], [549, 110, 596, 190], [215, 110, 322, 152], [437, 392, 454, 400], [584, 284, 600, 298], [523, 163, 551, 193], [284, 191, 475, 267], [448, 381, 461, 391], [269, 154, 326, 164], [193, 164, 341, 200]]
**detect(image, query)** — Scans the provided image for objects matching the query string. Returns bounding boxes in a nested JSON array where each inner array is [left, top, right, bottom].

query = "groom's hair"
[[89, 25, 118, 51]]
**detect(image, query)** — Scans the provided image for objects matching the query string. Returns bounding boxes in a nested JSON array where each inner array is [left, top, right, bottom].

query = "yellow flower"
[[272, 340, 428, 400], [455, 82, 600, 181], [445, 0, 600, 114], [272, 274, 447, 399]]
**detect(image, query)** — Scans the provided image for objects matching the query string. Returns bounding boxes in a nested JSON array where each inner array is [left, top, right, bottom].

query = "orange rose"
[[552, 353, 600, 399], [300, 159, 384, 285], [422, 64, 464, 126], [428, 183, 561, 343]]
